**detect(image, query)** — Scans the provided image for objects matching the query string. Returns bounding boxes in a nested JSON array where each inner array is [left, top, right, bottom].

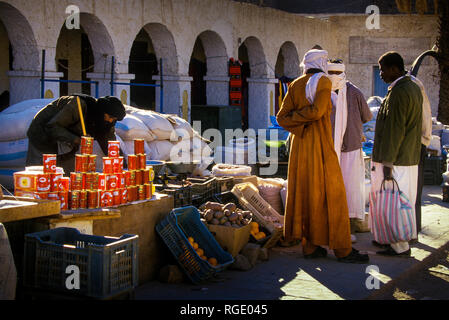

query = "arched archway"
[[0, 1, 40, 105], [275, 41, 300, 79], [274, 41, 300, 115], [189, 30, 229, 106], [238, 36, 269, 130], [127, 23, 179, 114], [55, 12, 115, 97]]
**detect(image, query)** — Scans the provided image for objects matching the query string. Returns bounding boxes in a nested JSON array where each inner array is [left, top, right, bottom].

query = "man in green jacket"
[[26, 95, 126, 175], [370, 51, 423, 257]]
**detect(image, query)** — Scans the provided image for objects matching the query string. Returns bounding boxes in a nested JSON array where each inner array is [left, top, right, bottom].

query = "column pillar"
[[153, 75, 193, 119], [203, 75, 230, 106], [246, 77, 279, 130], [7, 70, 64, 105]]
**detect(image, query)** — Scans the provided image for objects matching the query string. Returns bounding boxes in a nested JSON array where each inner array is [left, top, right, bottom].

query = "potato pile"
[[199, 201, 253, 228]]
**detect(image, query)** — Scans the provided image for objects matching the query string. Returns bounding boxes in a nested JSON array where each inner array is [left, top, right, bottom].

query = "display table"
[[92, 193, 174, 284], [0, 196, 60, 223]]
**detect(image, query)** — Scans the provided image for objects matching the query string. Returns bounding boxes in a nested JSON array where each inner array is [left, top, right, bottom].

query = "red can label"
[[70, 191, 80, 210], [81, 136, 94, 155], [134, 139, 145, 155], [70, 172, 84, 191], [124, 171, 131, 186], [129, 171, 136, 186], [108, 141, 120, 158], [88, 155, 97, 172], [127, 186, 137, 202], [112, 189, 121, 206], [59, 191, 69, 211], [135, 170, 143, 186], [100, 191, 113, 208], [33, 192, 49, 200], [144, 183, 152, 200], [116, 173, 124, 189], [137, 154, 146, 170], [106, 174, 119, 190], [138, 185, 145, 201], [128, 155, 138, 171], [142, 169, 150, 184], [43, 154, 57, 174], [103, 157, 114, 174], [121, 188, 128, 204], [36, 173, 51, 192], [113, 157, 124, 173], [58, 177, 70, 192], [98, 173, 106, 190], [75, 154, 89, 173], [87, 190, 99, 209], [47, 192, 59, 201], [50, 173, 63, 192]]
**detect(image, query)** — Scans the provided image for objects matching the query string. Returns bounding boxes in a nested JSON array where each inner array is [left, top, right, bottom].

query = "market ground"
[[135, 185, 449, 300]]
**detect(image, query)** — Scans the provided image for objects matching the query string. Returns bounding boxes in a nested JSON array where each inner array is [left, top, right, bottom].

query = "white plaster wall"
[[0, 0, 440, 121]]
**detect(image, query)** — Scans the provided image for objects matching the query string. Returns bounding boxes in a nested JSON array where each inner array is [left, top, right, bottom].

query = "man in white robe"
[[328, 60, 373, 243]]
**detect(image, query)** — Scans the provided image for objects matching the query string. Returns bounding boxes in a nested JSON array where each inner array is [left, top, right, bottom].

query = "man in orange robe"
[[276, 49, 369, 263]]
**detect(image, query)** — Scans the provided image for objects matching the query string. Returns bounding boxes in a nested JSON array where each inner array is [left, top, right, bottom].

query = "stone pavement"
[[134, 185, 449, 300]]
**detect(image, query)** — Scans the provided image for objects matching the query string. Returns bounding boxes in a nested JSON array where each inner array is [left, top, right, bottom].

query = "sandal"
[[338, 248, 369, 264], [304, 246, 328, 259]]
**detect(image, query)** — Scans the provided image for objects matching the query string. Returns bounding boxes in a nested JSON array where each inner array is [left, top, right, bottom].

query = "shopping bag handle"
[[380, 178, 401, 193]]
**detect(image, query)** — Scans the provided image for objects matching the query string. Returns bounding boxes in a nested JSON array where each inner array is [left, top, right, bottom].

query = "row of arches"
[[0, 1, 303, 129]]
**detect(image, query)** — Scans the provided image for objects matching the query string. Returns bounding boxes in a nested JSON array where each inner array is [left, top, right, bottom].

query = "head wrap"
[[328, 61, 347, 91], [300, 49, 329, 74], [96, 96, 126, 121]]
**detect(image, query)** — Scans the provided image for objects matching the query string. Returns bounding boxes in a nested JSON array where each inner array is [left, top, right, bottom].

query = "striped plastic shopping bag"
[[369, 178, 416, 244]]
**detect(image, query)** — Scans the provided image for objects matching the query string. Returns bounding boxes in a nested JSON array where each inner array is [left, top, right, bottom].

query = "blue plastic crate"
[[23, 228, 139, 299], [155, 206, 234, 284]]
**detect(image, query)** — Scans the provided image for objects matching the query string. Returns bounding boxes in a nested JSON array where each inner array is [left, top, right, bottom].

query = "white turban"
[[301, 49, 329, 74], [327, 62, 347, 91]]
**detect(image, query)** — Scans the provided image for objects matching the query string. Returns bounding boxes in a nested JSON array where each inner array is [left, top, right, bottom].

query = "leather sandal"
[[304, 246, 328, 259], [337, 248, 369, 264]]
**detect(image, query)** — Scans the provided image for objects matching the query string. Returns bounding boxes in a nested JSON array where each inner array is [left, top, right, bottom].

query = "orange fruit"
[[250, 222, 259, 229], [192, 242, 199, 250], [196, 248, 204, 257], [208, 257, 218, 266], [188, 237, 194, 244], [200, 255, 207, 260]]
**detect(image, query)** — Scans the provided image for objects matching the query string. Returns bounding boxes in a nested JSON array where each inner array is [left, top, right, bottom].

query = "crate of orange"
[[155, 206, 234, 284]]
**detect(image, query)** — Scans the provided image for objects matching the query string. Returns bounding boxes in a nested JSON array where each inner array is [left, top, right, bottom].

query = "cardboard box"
[[206, 223, 251, 257]]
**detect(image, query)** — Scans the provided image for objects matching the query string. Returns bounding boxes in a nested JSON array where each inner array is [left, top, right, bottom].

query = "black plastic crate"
[[160, 186, 192, 208], [23, 228, 138, 299], [423, 156, 444, 185]]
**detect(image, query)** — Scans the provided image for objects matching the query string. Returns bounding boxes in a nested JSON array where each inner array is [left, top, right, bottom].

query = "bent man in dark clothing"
[[26, 95, 126, 175]]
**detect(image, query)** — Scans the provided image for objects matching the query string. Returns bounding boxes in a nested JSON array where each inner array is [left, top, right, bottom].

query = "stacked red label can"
[[69, 136, 100, 209], [14, 138, 155, 211], [122, 139, 154, 202], [14, 154, 70, 210]]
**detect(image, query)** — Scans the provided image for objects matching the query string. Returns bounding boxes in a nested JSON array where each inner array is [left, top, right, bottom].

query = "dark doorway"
[[129, 30, 158, 110], [189, 38, 207, 106]]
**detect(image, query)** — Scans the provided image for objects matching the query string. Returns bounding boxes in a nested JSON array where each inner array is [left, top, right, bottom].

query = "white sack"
[[0, 139, 28, 168], [115, 114, 156, 142], [125, 105, 174, 140], [147, 140, 174, 161]]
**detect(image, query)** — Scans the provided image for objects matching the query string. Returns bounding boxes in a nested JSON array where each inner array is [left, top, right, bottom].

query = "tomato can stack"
[[14, 154, 69, 210], [14, 138, 155, 211]]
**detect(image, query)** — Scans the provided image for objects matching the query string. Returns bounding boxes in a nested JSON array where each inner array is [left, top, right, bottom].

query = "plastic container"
[[23, 228, 139, 299], [155, 206, 234, 284], [159, 185, 192, 208]]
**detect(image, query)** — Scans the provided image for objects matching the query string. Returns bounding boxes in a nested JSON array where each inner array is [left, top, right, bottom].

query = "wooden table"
[[0, 196, 60, 223]]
